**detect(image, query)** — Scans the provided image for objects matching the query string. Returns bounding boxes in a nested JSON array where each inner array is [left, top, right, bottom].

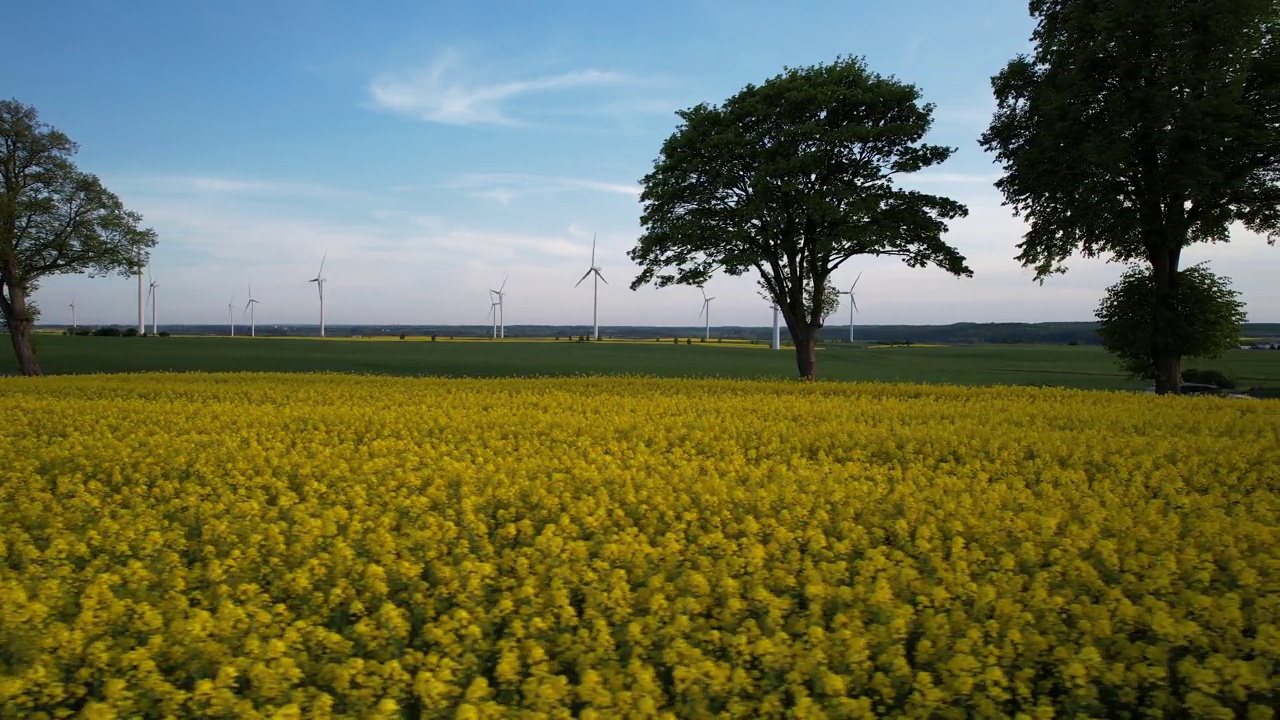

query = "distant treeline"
[[44, 322, 1280, 345]]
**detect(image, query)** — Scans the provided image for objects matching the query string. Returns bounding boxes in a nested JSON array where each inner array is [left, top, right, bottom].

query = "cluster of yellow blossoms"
[[0, 373, 1276, 718]]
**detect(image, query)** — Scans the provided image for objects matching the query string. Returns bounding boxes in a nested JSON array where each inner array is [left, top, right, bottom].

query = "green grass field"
[[11, 334, 1280, 390]]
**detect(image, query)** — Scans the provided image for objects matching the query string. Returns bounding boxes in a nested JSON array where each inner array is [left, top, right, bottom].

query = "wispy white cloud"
[[905, 36, 924, 63], [448, 172, 641, 204], [53, 174, 634, 325], [47, 172, 1278, 327], [122, 175, 373, 203], [367, 50, 628, 125]]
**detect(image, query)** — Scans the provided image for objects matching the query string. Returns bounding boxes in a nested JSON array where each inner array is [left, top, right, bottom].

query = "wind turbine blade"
[[851, 271, 862, 290], [318, 251, 327, 277], [699, 303, 706, 319], [700, 286, 707, 301], [500, 276, 507, 292], [590, 233, 596, 265], [596, 270, 609, 285], [244, 300, 252, 313], [852, 295, 859, 313], [575, 269, 593, 287]]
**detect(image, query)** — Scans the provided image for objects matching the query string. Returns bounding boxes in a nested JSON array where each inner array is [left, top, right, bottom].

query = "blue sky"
[[8, 0, 1277, 327]]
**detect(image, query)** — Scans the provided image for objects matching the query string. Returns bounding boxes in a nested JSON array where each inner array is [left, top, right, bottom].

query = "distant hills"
[[42, 321, 1280, 345]]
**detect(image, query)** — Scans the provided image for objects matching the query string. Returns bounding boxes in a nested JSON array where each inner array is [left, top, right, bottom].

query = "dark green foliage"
[[630, 56, 971, 378], [1182, 368, 1237, 389], [980, 0, 1278, 392], [981, 0, 1279, 276], [93, 327, 121, 337], [1096, 264, 1247, 381], [1, 99, 157, 375], [122, 327, 139, 337]]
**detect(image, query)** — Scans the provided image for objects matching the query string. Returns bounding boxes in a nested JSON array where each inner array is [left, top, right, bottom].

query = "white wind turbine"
[[69, 294, 77, 333], [227, 295, 236, 337], [574, 233, 608, 341], [487, 294, 501, 338], [698, 286, 716, 341], [837, 271, 862, 343], [771, 303, 781, 350], [308, 252, 327, 338], [146, 270, 158, 335], [136, 261, 145, 336], [491, 277, 508, 339], [244, 284, 261, 337]]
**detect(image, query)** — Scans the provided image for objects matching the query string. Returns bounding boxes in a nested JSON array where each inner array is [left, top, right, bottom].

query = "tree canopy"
[[628, 56, 972, 378], [1096, 263, 1247, 381], [982, 0, 1279, 276], [1, 99, 157, 375], [979, 0, 1278, 392]]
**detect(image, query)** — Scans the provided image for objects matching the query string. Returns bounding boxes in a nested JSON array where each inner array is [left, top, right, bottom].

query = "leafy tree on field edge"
[[0, 99, 157, 376], [1096, 263, 1247, 384], [981, 0, 1278, 393], [628, 56, 972, 379]]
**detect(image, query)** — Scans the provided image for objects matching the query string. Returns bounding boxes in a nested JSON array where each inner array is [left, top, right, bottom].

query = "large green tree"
[[980, 0, 1279, 394], [628, 56, 972, 379], [1096, 263, 1247, 383], [0, 100, 156, 376]]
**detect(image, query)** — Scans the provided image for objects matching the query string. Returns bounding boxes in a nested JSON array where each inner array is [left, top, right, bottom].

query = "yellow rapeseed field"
[[1, 374, 1276, 718]]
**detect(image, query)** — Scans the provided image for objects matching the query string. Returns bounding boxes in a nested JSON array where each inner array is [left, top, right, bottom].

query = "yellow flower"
[[0, 373, 1274, 717]]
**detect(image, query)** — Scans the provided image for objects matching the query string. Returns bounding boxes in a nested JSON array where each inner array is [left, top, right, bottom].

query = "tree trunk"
[[1153, 352, 1180, 395], [792, 327, 818, 380], [2, 278, 41, 376], [1149, 247, 1181, 395], [773, 285, 820, 380]]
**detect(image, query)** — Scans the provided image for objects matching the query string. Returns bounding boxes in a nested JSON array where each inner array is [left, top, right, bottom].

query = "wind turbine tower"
[[69, 295, 76, 333], [837, 272, 862, 343], [308, 252, 327, 338], [699, 286, 716, 341], [136, 264, 145, 335], [771, 304, 781, 350], [228, 295, 236, 337], [146, 271, 158, 335], [491, 277, 508, 338], [487, 295, 501, 338], [574, 233, 608, 341], [244, 284, 261, 337]]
